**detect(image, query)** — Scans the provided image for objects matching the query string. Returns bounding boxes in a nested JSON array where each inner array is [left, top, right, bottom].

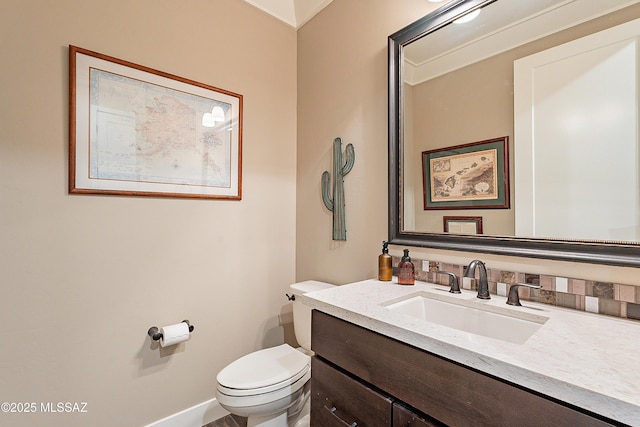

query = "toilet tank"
[[290, 280, 334, 351]]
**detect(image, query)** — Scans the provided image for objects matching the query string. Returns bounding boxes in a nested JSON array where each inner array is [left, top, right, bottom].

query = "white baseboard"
[[145, 398, 229, 427]]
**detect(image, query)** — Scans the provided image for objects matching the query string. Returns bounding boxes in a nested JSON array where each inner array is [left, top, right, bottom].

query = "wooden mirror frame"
[[387, 0, 640, 268]]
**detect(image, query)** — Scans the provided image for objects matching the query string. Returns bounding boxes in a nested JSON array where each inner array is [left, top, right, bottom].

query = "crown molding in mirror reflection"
[[388, 0, 640, 268]]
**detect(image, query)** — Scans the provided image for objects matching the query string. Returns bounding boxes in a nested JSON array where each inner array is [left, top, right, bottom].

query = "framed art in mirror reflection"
[[422, 136, 509, 210], [443, 216, 483, 234]]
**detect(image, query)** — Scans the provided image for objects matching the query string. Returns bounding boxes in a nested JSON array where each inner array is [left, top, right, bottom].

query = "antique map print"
[[430, 148, 498, 202], [89, 68, 232, 188]]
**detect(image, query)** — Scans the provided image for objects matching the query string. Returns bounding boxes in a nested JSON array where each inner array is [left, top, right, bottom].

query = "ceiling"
[[403, 0, 640, 85], [243, 0, 333, 28]]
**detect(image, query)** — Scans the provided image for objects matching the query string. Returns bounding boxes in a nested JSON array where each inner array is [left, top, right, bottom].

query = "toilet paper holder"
[[147, 320, 194, 342]]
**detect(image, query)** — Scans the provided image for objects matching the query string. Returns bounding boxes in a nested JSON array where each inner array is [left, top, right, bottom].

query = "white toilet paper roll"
[[160, 322, 190, 347]]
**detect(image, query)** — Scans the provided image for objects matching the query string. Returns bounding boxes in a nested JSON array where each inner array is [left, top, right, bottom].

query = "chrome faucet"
[[464, 260, 490, 299]]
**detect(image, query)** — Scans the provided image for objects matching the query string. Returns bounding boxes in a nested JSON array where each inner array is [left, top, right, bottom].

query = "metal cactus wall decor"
[[322, 137, 355, 241]]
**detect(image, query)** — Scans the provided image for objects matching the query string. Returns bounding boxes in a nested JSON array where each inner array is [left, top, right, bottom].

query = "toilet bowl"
[[215, 281, 334, 427], [216, 344, 310, 421]]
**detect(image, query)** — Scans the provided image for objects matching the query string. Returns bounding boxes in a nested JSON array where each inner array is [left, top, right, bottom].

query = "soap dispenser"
[[378, 241, 392, 282], [397, 249, 415, 285]]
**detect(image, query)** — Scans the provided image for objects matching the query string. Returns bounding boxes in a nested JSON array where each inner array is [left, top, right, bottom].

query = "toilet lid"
[[217, 344, 310, 391]]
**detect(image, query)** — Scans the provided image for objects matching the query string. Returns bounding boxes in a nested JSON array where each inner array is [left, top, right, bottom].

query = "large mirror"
[[388, 0, 640, 267]]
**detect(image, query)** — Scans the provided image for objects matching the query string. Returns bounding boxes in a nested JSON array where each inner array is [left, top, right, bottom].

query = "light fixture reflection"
[[202, 106, 226, 127], [454, 8, 481, 24], [211, 106, 224, 121]]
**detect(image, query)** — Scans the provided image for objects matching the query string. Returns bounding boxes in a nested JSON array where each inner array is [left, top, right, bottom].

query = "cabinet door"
[[393, 403, 444, 427], [311, 356, 393, 427]]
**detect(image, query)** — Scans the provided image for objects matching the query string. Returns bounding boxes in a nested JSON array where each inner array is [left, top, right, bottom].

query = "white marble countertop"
[[300, 279, 640, 426]]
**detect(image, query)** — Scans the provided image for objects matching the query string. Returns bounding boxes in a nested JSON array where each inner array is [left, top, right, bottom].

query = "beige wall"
[[297, 0, 440, 285], [1, 1, 296, 426], [296, 0, 640, 288]]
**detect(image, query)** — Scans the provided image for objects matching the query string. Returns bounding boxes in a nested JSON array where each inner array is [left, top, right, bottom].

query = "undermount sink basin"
[[382, 292, 549, 344]]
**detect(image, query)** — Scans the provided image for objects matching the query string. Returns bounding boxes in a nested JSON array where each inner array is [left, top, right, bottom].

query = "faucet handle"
[[436, 271, 461, 294], [507, 283, 542, 306]]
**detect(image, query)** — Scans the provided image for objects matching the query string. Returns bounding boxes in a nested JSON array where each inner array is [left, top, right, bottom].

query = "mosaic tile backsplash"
[[392, 255, 640, 321]]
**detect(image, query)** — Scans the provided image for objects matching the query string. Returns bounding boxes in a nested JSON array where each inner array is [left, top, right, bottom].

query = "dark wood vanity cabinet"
[[311, 356, 392, 426], [310, 310, 617, 427], [311, 357, 442, 427]]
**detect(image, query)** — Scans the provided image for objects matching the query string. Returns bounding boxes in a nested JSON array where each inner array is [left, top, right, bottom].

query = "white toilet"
[[215, 280, 334, 427]]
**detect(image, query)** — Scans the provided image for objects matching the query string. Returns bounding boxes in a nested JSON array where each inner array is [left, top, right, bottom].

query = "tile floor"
[[203, 414, 247, 427]]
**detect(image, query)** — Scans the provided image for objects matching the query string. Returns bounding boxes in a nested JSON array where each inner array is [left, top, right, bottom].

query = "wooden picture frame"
[[69, 45, 243, 199], [422, 137, 509, 210], [443, 216, 483, 234]]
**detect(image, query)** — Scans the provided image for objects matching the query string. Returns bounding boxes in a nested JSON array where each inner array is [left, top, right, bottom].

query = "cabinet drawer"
[[311, 356, 392, 427], [312, 310, 614, 427], [394, 403, 443, 427]]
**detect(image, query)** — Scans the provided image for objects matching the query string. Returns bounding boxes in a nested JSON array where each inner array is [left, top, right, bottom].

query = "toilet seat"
[[217, 344, 310, 397], [214, 281, 334, 425]]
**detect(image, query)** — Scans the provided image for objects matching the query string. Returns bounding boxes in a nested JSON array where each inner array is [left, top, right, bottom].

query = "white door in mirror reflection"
[[515, 18, 640, 242]]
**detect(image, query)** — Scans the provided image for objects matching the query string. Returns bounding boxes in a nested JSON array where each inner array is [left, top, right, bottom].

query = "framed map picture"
[[422, 137, 509, 210], [69, 45, 243, 199]]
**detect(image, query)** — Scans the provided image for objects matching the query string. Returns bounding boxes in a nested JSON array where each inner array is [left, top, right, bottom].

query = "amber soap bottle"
[[378, 241, 392, 281], [397, 249, 415, 285]]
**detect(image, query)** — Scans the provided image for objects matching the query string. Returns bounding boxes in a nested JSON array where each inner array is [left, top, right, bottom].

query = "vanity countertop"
[[300, 279, 640, 426]]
